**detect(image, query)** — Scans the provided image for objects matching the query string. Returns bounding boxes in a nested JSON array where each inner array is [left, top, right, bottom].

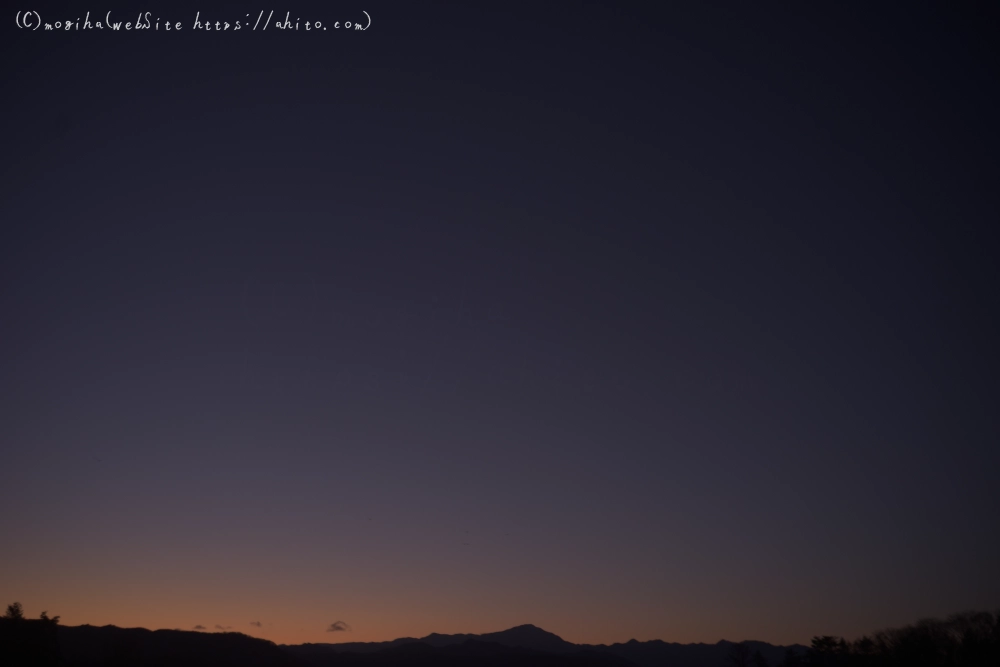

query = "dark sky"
[[2, 0, 998, 647]]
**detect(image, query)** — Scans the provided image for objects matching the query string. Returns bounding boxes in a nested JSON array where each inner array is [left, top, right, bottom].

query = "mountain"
[[2, 619, 807, 667], [288, 623, 578, 655], [288, 637, 638, 667], [286, 624, 807, 667], [55, 624, 305, 667], [290, 635, 424, 654], [422, 624, 579, 653]]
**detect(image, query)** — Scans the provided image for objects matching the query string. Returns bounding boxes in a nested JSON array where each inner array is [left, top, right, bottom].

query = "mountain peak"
[[479, 624, 576, 653]]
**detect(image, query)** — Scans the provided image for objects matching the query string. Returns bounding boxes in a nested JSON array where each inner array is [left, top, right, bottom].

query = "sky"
[[2, 0, 998, 649]]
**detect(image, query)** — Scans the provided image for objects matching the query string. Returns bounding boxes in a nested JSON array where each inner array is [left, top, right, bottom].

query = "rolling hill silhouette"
[[47, 612, 1000, 667], [302, 638, 639, 667], [7, 611, 1000, 667], [285, 624, 807, 667], [55, 624, 303, 667], [2, 618, 808, 667], [295, 623, 579, 655], [423, 624, 579, 653]]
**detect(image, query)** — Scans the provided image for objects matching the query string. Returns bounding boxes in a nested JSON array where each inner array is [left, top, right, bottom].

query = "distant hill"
[[417, 624, 579, 653], [3, 618, 807, 667], [287, 623, 576, 655], [8, 605, 998, 666], [56, 624, 304, 667], [286, 623, 807, 667], [288, 637, 637, 667]]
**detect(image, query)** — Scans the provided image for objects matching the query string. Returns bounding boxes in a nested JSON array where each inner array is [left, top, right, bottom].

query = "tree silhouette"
[[728, 641, 753, 667], [39, 611, 60, 625], [804, 635, 849, 666], [3, 602, 24, 620], [779, 647, 803, 667]]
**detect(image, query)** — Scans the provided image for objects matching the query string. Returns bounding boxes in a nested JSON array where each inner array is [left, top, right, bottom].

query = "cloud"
[[250, 621, 263, 628], [326, 621, 352, 633], [193, 625, 206, 630], [215, 625, 232, 631]]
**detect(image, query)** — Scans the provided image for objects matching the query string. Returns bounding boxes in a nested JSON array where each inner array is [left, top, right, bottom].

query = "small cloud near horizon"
[[215, 625, 232, 630], [193, 625, 206, 631], [326, 621, 352, 633], [250, 621, 263, 628]]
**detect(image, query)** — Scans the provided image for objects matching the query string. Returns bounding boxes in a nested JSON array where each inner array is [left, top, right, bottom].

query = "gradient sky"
[[2, 0, 998, 649]]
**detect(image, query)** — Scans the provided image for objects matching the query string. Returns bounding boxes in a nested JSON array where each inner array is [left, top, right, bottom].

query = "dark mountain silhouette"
[[421, 624, 579, 653], [292, 635, 424, 654], [289, 637, 637, 667], [288, 623, 577, 655], [55, 624, 304, 667], [285, 624, 806, 667], [6, 601, 999, 667]]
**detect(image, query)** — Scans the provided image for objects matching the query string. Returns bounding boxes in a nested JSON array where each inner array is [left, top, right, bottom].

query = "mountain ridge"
[[2, 619, 808, 667], [286, 622, 808, 667]]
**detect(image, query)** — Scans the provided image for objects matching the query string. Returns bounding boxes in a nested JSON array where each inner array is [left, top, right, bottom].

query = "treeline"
[[0, 602, 62, 666], [728, 610, 1000, 667], [2, 601, 60, 625]]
